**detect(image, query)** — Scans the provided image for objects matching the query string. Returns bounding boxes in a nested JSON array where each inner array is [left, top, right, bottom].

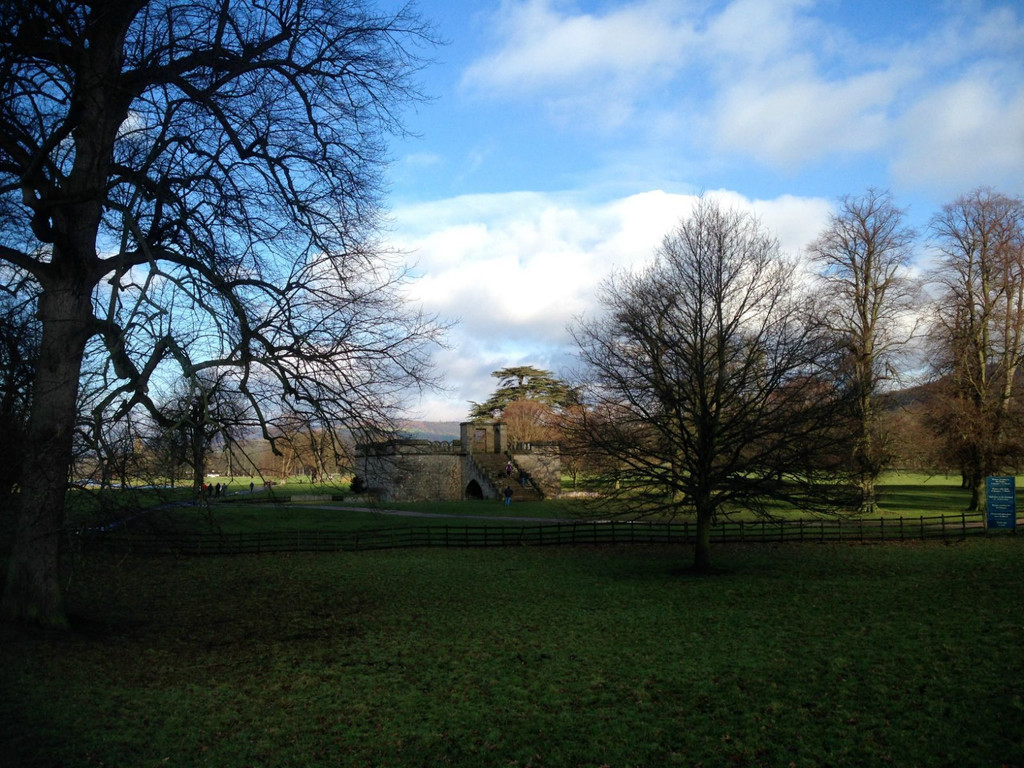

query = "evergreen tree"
[[469, 366, 576, 420]]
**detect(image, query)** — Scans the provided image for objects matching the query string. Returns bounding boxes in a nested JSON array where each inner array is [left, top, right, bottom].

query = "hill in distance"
[[399, 420, 462, 442]]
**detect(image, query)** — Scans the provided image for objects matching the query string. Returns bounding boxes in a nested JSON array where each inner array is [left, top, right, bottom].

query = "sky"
[[382, 0, 1024, 422]]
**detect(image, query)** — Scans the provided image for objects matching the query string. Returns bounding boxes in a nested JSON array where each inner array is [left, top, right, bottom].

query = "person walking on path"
[[503, 486, 513, 506]]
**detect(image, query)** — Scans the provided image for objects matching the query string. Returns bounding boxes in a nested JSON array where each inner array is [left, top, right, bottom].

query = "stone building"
[[355, 421, 561, 503]]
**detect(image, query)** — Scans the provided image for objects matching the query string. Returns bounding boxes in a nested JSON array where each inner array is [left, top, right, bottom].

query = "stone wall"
[[355, 423, 562, 503], [512, 444, 562, 499], [359, 449, 464, 503]]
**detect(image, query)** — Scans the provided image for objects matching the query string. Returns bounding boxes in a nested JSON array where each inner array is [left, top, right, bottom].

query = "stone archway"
[[465, 479, 484, 499]]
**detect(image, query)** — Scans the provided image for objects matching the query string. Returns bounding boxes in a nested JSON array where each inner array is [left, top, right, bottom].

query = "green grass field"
[[58, 470, 991, 535], [2, 537, 1022, 767], [147, 471, 993, 537]]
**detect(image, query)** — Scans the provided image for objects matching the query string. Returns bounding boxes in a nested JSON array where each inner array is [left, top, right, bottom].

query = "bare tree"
[[571, 198, 854, 573], [809, 189, 919, 512], [927, 188, 1024, 509], [149, 370, 252, 492], [553, 402, 605, 491], [141, 418, 191, 488], [270, 406, 350, 482], [0, 0, 442, 627], [0, 273, 38, 508], [502, 399, 558, 446]]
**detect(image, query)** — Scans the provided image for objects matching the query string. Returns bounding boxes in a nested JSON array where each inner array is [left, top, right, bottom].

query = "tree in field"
[[571, 198, 855, 573], [809, 189, 919, 513], [927, 188, 1024, 510], [0, 0, 442, 627], [553, 402, 608, 490], [141, 418, 191, 489], [270, 406, 350, 482], [470, 365, 577, 446], [157, 370, 251, 492], [76, 410, 142, 491]]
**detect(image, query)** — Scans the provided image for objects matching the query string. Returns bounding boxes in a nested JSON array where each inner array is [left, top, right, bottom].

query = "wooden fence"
[[77, 511, 1014, 556]]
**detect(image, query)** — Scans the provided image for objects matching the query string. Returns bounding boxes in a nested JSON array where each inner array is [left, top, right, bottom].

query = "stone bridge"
[[355, 421, 559, 503]]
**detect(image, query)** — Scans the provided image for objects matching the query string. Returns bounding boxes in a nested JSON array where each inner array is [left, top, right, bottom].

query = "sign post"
[[985, 476, 1017, 531]]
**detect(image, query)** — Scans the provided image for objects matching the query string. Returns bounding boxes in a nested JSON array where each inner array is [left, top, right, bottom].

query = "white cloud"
[[394, 187, 833, 420], [892, 71, 1024, 195], [462, 0, 692, 91], [460, 0, 1024, 182], [703, 0, 818, 68], [461, 0, 694, 128], [709, 72, 898, 167], [747, 193, 833, 258]]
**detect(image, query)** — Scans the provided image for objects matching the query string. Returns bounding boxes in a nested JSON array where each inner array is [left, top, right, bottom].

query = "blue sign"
[[985, 476, 1017, 530]]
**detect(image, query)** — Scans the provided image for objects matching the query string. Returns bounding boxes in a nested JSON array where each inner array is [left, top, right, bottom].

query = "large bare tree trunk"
[[1, 283, 92, 628]]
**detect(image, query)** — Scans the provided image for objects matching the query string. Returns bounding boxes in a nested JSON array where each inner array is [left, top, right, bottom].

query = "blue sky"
[[383, 0, 1024, 421]]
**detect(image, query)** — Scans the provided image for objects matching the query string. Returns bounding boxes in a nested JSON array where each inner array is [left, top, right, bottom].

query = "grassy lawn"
[[2, 538, 1022, 767], [143, 499, 574, 537], [59, 470, 996, 534], [70, 471, 993, 542], [217, 471, 985, 523]]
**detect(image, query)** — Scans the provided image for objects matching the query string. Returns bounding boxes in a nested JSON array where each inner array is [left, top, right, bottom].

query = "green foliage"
[[2, 540, 1022, 767], [469, 365, 576, 420]]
